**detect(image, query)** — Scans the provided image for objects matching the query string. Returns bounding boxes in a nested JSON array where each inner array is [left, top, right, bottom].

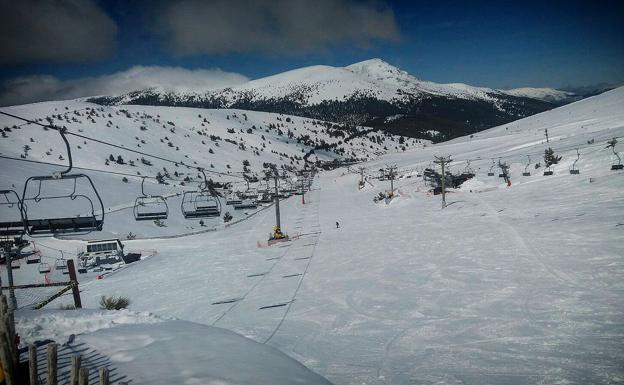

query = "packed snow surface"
[[2, 87, 624, 384], [17, 310, 331, 385], [502, 87, 577, 103]]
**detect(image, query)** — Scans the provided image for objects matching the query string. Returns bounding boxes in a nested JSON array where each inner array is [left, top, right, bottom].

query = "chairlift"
[[26, 252, 41, 264], [0, 190, 26, 237], [543, 169, 554, 176], [38, 262, 51, 274], [234, 187, 258, 210], [55, 252, 67, 270], [226, 191, 243, 206], [10, 259, 20, 269], [134, 177, 169, 221], [522, 155, 531, 176], [258, 184, 274, 203], [461, 161, 475, 178], [55, 259, 67, 270], [181, 168, 222, 218], [487, 160, 495, 176], [608, 138, 623, 170], [498, 159, 506, 178], [21, 128, 104, 236], [569, 149, 580, 174]]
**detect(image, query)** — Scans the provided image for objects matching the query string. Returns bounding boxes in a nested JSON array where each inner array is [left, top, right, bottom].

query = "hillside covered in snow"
[[89, 59, 579, 142], [0, 100, 421, 239], [1, 87, 623, 384]]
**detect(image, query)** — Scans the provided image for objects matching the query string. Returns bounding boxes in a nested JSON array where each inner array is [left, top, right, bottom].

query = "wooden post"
[[47, 343, 58, 385], [29, 344, 38, 385], [79, 367, 90, 385], [70, 354, 82, 385], [99, 367, 109, 385], [3, 248, 17, 310], [0, 294, 16, 385], [67, 259, 82, 308]]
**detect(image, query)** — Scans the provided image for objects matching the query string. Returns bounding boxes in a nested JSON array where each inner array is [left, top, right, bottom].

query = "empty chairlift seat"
[[26, 252, 41, 264], [38, 262, 51, 274], [21, 128, 104, 236], [22, 174, 104, 236], [226, 192, 243, 206], [0, 190, 26, 237], [134, 177, 169, 221], [182, 191, 222, 218], [55, 258, 67, 270], [522, 156, 531, 176]]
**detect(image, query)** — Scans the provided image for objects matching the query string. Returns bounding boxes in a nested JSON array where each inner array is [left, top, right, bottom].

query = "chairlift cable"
[[0, 110, 245, 179], [0, 155, 236, 185]]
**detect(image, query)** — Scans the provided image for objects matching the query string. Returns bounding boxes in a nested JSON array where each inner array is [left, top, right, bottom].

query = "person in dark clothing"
[[336, 221, 340, 229]]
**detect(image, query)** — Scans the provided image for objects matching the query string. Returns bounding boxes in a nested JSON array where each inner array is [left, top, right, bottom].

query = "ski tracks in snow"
[[211, 181, 322, 345]]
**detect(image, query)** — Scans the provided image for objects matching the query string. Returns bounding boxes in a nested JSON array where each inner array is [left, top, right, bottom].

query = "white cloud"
[[0, 0, 117, 65], [155, 0, 400, 55], [0, 66, 250, 106]]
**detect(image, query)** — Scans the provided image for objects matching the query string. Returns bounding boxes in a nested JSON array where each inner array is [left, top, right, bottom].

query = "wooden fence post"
[[67, 259, 82, 308], [70, 354, 82, 385], [0, 295, 16, 360], [0, 294, 16, 385], [47, 343, 58, 385], [29, 344, 38, 385], [99, 367, 109, 385], [79, 367, 90, 385]]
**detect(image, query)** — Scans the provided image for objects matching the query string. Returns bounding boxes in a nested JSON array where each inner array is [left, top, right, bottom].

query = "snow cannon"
[[268, 226, 289, 246]]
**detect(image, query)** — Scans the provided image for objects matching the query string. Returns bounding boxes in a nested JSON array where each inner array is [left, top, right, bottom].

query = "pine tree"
[[544, 147, 561, 168]]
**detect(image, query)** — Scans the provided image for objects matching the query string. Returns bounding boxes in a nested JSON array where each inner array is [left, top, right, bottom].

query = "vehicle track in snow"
[[264, 184, 321, 344], [210, 204, 292, 326]]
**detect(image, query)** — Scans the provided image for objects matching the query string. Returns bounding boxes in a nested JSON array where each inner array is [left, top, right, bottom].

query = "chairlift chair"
[[10, 259, 20, 269], [193, 194, 221, 217], [21, 128, 104, 236], [235, 188, 258, 209], [55, 253, 67, 270], [26, 252, 41, 264], [569, 149, 580, 174], [543, 169, 554, 176], [487, 160, 495, 176], [38, 262, 51, 274], [522, 155, 531, 176], [609, 139, 623, 170], [498, 159, 506, 178], [181, 168, 222, 218], [0, 190, 26, 237], [134, 177, 169, 221], [258, 191, 273, 203], [226, 192, 243, 206]]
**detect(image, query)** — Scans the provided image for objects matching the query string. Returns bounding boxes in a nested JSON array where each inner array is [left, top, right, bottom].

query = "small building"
[[78, 239, 124, 268]]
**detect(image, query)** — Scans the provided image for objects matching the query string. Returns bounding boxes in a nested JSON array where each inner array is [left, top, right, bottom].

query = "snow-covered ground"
[[2, 87, 624, 384], [17, 310, 331, 385]]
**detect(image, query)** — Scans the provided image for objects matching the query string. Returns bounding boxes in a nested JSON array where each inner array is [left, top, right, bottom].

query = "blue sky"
[[0, 0, 622, 105]]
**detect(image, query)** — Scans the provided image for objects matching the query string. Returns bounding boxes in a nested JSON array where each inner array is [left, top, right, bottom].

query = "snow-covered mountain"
[[89, 59, 579, 142], [501, 87, 578, 103], [3, 87, 622, 385]]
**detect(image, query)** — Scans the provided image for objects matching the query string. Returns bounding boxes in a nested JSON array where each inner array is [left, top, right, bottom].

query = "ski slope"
[[3, 87, 624, 384], [0, 100, 420, 240]]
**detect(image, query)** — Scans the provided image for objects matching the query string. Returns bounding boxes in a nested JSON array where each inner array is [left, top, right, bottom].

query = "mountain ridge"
[[88, 59, 581, 142]]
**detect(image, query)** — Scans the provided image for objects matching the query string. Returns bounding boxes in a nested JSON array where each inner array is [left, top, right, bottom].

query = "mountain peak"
[[346, 58, 400, 74]]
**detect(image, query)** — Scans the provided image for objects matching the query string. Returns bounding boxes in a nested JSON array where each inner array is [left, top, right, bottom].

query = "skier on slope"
[[336, 221, 340, 229]]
